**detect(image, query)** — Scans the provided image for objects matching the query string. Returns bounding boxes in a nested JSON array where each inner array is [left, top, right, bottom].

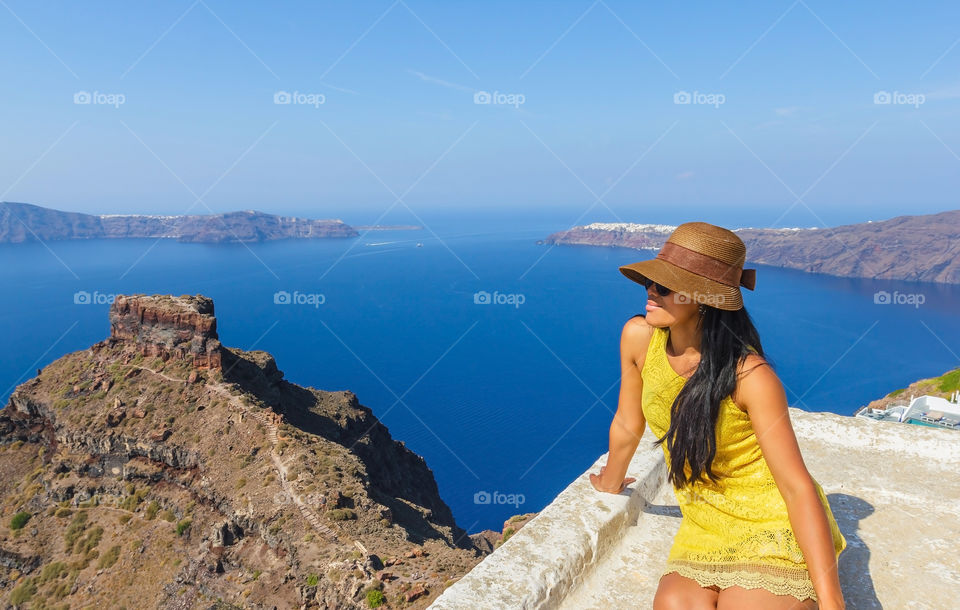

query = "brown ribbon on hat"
[[657, 241, 757, 290]]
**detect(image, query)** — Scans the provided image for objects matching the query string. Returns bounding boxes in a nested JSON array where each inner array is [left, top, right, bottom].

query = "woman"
[[589, 222, 847, 610]]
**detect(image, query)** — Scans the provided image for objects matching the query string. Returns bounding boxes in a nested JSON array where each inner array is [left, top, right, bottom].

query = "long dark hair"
[[652, 304, 768, 490]]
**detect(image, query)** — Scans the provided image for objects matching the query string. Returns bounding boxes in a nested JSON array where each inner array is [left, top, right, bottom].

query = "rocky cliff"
[[0, 202, 359, 244], [0, 295, 488, 609], [543, 209, 960, 284]]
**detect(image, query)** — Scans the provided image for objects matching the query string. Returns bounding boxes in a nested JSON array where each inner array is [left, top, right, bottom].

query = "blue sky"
[[2, 1, 959, 227]]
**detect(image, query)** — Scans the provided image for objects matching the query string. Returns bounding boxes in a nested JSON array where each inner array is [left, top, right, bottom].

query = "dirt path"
[[133, 365, 366, 552], [207, 382, 354, 548]]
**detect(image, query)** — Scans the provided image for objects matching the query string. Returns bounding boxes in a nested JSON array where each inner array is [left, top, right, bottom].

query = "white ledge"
[[430, 407, 960, 609]]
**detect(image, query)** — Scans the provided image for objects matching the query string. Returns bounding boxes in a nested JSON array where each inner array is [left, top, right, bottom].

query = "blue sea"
[[2, 214, 958, 533]]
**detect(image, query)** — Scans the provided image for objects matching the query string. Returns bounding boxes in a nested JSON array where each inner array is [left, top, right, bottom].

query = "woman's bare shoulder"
[[737, 353, 773, 379], [732, 353, 778, 412], [621, 314, 657, 368]]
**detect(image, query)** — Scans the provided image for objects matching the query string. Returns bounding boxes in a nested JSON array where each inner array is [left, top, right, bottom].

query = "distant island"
[[542, 209, 960, 284], [0, 202, 421, 245]]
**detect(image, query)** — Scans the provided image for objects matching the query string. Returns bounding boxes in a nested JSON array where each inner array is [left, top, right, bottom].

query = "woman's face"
[[643, 282, 699, 327]]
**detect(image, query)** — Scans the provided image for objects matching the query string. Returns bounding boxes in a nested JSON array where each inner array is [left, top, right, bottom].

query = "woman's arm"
[[590, 316, 651, 493], [736, 356, 845, 610]]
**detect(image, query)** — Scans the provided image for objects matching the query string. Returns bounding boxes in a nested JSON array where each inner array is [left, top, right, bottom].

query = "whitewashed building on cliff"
[[856, 392, 960, 431]]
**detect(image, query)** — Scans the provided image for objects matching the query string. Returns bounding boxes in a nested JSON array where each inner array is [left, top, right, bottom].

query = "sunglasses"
[[642, 278, 672, 297]]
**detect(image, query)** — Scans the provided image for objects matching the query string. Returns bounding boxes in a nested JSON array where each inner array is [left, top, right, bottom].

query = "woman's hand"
[[589, 466, 636, 494]]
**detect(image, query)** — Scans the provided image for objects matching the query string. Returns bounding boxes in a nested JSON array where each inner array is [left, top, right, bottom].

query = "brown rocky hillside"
[[543, 209, 960, 284], [0, 295, 493, 609]]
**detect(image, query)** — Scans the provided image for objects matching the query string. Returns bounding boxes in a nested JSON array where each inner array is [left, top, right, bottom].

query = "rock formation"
[[0, 294, 487, 609], [108, 295, 222, 370]]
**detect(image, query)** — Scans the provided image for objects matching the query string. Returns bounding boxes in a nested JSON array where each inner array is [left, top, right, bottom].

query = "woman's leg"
[[716, 585, 818, 610], [653, 572, 720, 610]]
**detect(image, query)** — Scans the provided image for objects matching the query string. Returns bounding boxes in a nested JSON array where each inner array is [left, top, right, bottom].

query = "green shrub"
[[145, 501, 160, 520], [10, 511, 31, 530], [64, 512, 88, 551], [327, 508, 356, 521], [175, 519, 192, 536], [9, 579, 35, 604], [38, 561, 68, 584], [119, 494, 141, 512], [366, 589, 385, 608], [306, 573, 319, 587], [76, 526, 104, 555], [98, 545, 121, 569]]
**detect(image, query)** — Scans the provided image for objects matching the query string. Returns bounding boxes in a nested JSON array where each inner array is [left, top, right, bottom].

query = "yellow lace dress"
[[641, 325, 846, 602]]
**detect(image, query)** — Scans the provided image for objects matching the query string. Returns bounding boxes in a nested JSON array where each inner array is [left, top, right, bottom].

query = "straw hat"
[[618, 222, 756, 311]]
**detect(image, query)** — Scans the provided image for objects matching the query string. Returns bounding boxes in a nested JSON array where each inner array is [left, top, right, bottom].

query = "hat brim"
[[619, 258, 744, 311]]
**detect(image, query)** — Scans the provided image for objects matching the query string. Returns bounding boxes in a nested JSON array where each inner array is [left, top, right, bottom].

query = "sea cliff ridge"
[[0, 294, 488, 608], [0, 201, 422, 244], [543, 209, 960, 284]]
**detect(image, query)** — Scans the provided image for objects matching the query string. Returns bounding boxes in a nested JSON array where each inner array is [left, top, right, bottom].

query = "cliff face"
[[544, 210, 960, 284], [0, 295, 485, 609], [0, 202, 358, 243], [735, 210, 960, 283], [108, 295, 222, 370]]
